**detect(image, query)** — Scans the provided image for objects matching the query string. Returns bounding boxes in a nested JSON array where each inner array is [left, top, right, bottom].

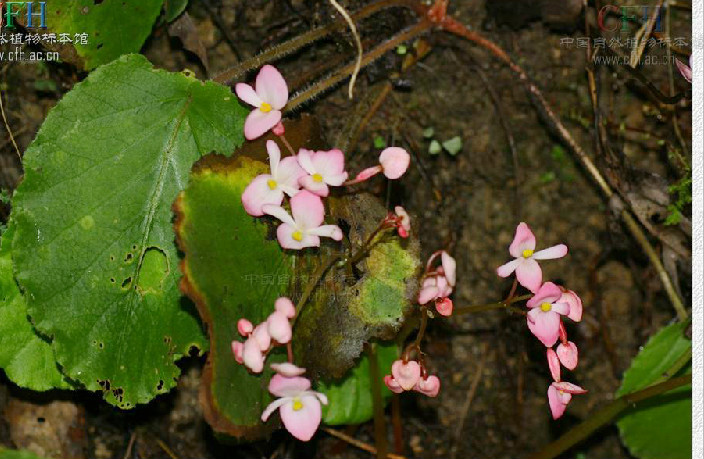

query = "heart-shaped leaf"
[[0, 223, 70, 391], [11, 54, 246, 408], [616, 321, 691, 459]]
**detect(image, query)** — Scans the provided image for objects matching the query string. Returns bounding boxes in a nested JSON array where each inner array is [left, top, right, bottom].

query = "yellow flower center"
[[522, 249, 534, 258], [267, 179, 277, 190], [312, 173, 323, 183], [292, 397, 304, 411], [260, 102, 272, 113], [292, 230, 303, 242], [540, 302, 552, 312]]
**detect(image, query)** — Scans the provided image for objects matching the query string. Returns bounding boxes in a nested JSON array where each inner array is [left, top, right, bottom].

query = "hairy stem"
[[292, 254, 341, 327]]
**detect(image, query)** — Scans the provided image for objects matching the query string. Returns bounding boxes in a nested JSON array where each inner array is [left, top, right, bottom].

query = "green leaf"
[[428, 139, 441, 155], [0, 449, 50, 459], [616, 322, 692, 459], [0, 223, 70, 391], [165, 0, 189, 22], [442, 136, 462, 156], [45, 0, 164, 69], [11, 54, 246, 408], [318, 342, 398, 425], [175, 152, 293, 439]]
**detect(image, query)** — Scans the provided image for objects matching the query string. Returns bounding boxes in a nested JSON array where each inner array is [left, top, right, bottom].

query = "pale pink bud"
[[379, 147, 410, 179], [556, 341, 579, 370], [237, 318, 253, 336], [414, 375, 441, 397], [391, 359, 421, 391], [275, 297, 296, 319], [384, 375, 404, 394], [231, 341, 244, 364], [435, 297, 453, 316]]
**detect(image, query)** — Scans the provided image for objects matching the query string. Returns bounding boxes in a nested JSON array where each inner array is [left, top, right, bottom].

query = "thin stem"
[[346, 223, 389, 267], [279, 134, 296, 156], [212, 0, 416, 84], [527, 374, 692, 459], [368, 343, 389, 459], [286, 20, 431, 112], [413, 310, 428, 350], [453, 294, 532, 316]]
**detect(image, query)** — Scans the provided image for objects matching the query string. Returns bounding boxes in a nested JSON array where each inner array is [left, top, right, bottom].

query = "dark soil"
[[0, 1, 692, 458]]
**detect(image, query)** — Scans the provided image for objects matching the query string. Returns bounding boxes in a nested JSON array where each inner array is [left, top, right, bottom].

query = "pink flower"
[[418, 251, 456, 314], [237, 318, 253, 336], [236, 65, 289, 140], [526, 282, 570, 347], [560, 289, 583, 322], [267, 311, 292, 344], [497, 222, 568, 293], [394, 206, 411, 238], [263, 190, 343, 250], [391, 359, 421, 391], [676, 56, 692, 83], [297, 149, 349, 197], [241, 140, 305, 216], [547, 381, 587, 420], [556, 341, 579, 370], [231, 341, 244, 364], [275, 297, 296, 319], [384, 375, 404, 394], [243, 337, 266, 372], [270, 362, 306, 377], [414, 375, 441, 397], [347, 147, 411, 184], [261, 373, 328, 441]]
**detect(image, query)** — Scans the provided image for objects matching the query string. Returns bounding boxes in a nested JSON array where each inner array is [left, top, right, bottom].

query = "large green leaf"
[[616, 322, 692, 459], [318, 342, 398, 425], [40, 0, 164, 70], [175, 153, 293, 438], [11, 54, 246, 408], [0, 449, 49, 459], [0, 223, 69, 391]]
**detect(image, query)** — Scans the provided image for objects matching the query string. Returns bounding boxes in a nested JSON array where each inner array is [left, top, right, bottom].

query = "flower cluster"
[[231, 297, 295, 373], [418, 250, 456, 316], [237, 65, 411, 251], [384, 359, 441, 397], [496, 222, 586, 419]]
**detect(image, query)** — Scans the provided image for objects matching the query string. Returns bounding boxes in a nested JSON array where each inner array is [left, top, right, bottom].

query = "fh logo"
[[598, 5, 663, 33], [1, 2, 48, 29]]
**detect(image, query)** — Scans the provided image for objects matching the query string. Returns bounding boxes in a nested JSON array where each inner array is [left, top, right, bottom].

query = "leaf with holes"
[[28, 0, 165, 70], [616, 321, 692, 459], [0, 223, 70, 391], [317, 342, 398, 425], [11, 54, 246, 408], [175, 116, 420, 437]]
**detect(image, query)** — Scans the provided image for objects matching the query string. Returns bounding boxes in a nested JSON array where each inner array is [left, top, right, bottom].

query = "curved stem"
[[453, 294, 532, 316], [526, 374, 692, 459], [291, 254, 341, 327]]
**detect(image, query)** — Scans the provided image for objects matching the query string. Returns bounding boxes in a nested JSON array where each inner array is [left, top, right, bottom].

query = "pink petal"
[[547, 385, 567, 420], [279, 393, 322, 441], [261, 396, 288, 422], [561, 290, 583, 322], [676, 58, 692, 83], [290, 190, 325, 229], [313, 149, 346, 177], [269, 374, 311, 397], [441, 251, 456, 286], [384, 375, 404, 394], [235, 83, 262, 107], [267, 311, 292, 344], [527, 308, 561, 347], [553, 381, 587, 394], [350, 166, 382, 183], [306, 224, 343, 241], [391, 360, 421, 391], [266, 140, 281, 175], [244, 109, 282, 140], [243, 339, 265, 373], [547, 348, 561, 382], [418, 284, 439, 305], [552, 302, 570, 316], [527, 282, 563, 308], [325, 172, 349, 187], [255, 65, 288, 110], [414, 375, 441, 397], [496, 258, 520, 278], [242, 175, 284, 217], [297, 149, 316, 175], [509, 222, 536, 258], [231, 341, 244, 364], [379, 147, 410, 179], [394, 206, 411, 233], [556, 342, 579, 370], [515, 258, 543, 293], [275, 156, 306, 190], [237, 318, 253, 336], [533, 244, 568, 260], [276, 223, 319, 250], [300, 175, 330, 197], [271, 363, 306, 377], [275, 297, 296, 319], [435, 297, 453, 316], [251, 324, 271, 351], [262, 204, 296, 227]]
